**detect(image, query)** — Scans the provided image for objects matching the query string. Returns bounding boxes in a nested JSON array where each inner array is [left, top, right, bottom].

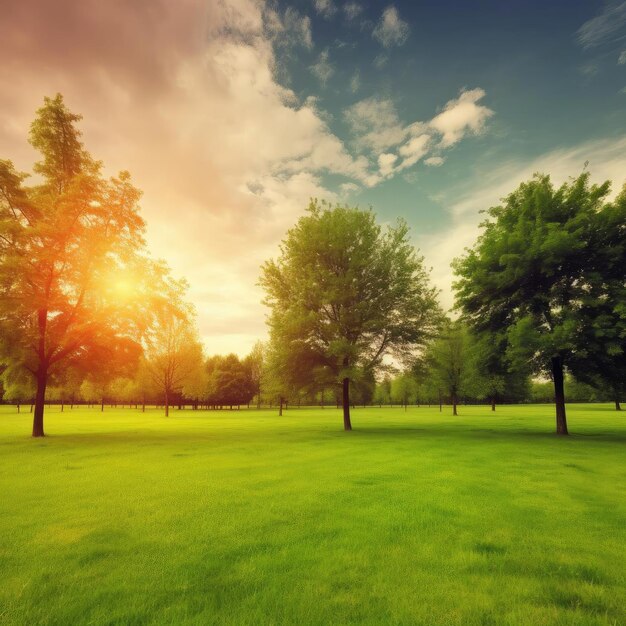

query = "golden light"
[[103, 270, 140, 302]]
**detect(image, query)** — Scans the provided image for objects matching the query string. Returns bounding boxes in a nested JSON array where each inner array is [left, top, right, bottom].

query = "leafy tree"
[[0, 94, 148, 436], [145, 311, 203, 416], [182, 361, 208, 409], [206, 354, 255, 408], [468, 331, 532, 410], [390, 371, 418, 409], [424, 320, 474, 415], [568, 186, 626, 410], [246, 341, 266, 408], [351, 367, 376, 407], [454, 172, 622, 434], [143, 275, 203, 416], [373, 375, 392, 407], [260, 201, 441, 430]]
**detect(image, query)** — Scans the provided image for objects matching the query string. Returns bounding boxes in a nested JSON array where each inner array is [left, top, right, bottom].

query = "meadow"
[[0, 404, 624, 625]]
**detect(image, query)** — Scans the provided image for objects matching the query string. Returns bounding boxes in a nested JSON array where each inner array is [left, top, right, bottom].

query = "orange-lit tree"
[[143, 276, 204, 416], [0, 94, 148, 436]]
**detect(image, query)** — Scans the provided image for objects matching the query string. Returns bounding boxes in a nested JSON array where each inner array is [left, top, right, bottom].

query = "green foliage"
[[423, 319, 476, 413], [390, 371, 418, 406], [454, 172, 624, 427], [206, 354, 256, 407], [260, 200, 441, 426]]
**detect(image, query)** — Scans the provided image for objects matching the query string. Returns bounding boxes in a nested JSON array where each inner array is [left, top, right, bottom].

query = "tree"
[[260, 201, 441, 430], [144, 302, 203, 416], [352, 367, 376, 407], [454, 172, 622, 434], [425, 320, 474, 416], [373, 375, 392, 407], [390, 371, 418, 410], [0, 94, 148, 436], [246, 341, 266, 408], [568, 185, 626, 410], [206, 354, 256, 409]]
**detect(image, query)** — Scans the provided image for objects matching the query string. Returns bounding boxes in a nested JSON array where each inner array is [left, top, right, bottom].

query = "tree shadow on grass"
[[24, 421, 626, 447]]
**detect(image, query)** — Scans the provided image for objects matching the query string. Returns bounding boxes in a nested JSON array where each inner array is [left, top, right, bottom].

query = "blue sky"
[[276, 0, 625, 232], [1, 0, 625, 354]]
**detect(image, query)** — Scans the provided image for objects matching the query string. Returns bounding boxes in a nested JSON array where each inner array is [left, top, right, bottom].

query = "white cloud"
[[310, 48, 334, 84], [265, 7, 313, 50], [417, 135, 626, 311], [340, 181, 360, 196], [619, 50, 626, 64], [373, 6, 410, 48], [346, 89, 493, 172], [429, 88, 494, 148], [577, 1, 626, 49], [344, 97, 407, 151], [398, 134, 430, 169], [343, 2, 363, 20], [378, 152, 398, 177], [314, 0, 337, 19], [425, 156, 444, 166]]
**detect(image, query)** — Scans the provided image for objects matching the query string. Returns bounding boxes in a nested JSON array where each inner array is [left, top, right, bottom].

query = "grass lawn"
[[0, 404, 625, 625]]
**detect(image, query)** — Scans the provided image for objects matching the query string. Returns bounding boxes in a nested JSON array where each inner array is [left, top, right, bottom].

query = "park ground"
[[0, 404, 624, 626]]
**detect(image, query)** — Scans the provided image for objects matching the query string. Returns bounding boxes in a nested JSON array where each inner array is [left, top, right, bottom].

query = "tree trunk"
[[32, 368, 48, 437], [279, 397, 283, 416], [165, 392, 170, 417], [101, 398, 104, 412], [615, 398, 621, 411], [452, 393, 458, 416], [551, 355, 568, 435], [491, 396, 496, 411], [342, 377, 352, 431]]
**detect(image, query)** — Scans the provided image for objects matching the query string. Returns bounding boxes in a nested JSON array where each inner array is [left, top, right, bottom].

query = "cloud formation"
[[0, 0, 494, 354], [344, 2, 363, 21], [373, 6, 410, 47], [313, 0, 337, 19], [310, 49, 335, 84], [577, 1, 626, 48], [345, 89, 493, 179]]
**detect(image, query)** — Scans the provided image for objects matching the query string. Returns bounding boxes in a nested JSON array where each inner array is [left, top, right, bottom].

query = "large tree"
[[454, 172, 623, 434], [260, 201, 441, 430], [0, 94, 148, 436], [569, 185, 626, 410]]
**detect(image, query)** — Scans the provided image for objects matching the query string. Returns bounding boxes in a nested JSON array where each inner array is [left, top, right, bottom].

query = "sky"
[[1, 0, 625, 356]]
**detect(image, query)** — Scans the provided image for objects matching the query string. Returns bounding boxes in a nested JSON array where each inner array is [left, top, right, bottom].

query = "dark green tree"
[[454, 172, 623, 434]]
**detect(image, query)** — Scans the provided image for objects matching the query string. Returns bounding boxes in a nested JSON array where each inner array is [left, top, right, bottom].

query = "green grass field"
[[0, 404, 624, 625]]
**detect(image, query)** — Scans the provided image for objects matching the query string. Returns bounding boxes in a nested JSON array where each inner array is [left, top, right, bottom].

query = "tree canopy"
[[260, 200, 441, 430], [0, 95, 149, 436], [453, 172, 625, 434]]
